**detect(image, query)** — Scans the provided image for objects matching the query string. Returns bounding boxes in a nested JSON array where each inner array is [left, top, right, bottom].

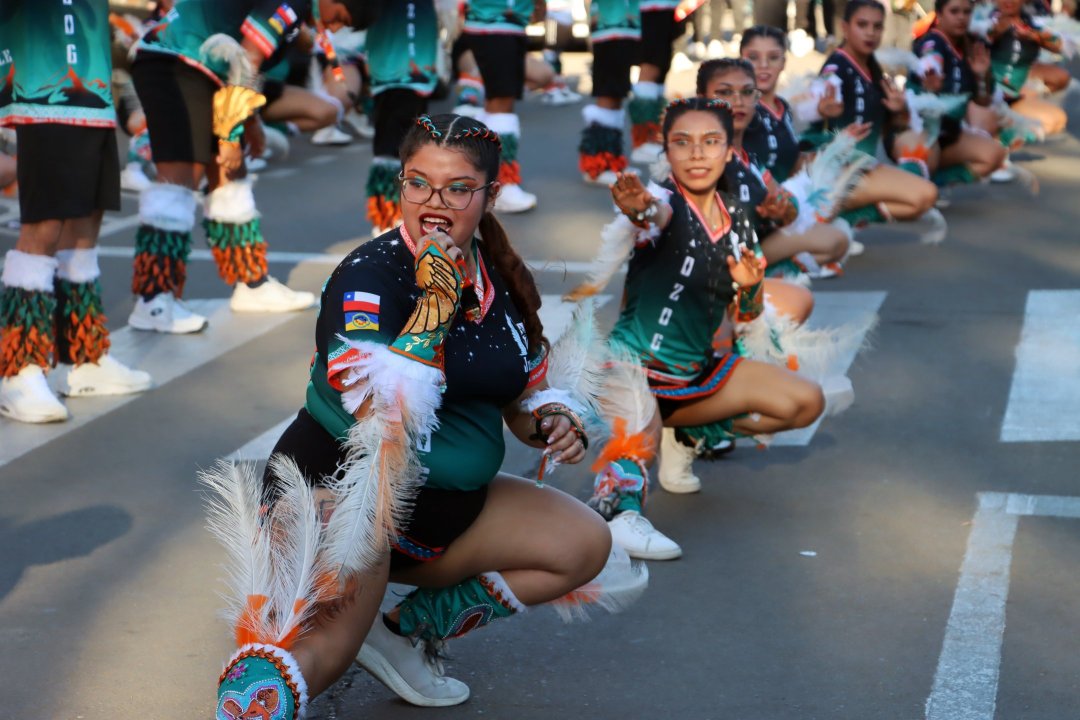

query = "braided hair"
[[399, 113, 545, 355]]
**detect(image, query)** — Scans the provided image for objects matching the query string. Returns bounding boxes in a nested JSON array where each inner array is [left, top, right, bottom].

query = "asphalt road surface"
[[2, 54, 1079, 719]]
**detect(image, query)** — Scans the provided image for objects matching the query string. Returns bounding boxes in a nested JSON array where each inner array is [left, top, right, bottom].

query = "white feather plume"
[[265, 455, 329, 645], [200, 34, 256, 88], [550, 545, 650, 622], [598, 342, 657, 438], [541, 297, 606, 421], [781, 132, 876, 232], [564, 216, 639, 301], [875, 47, 921, 74], [200, 460, 274, 639]]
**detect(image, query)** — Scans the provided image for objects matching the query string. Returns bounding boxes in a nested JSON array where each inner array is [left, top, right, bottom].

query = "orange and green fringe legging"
[[497, 132, 522, 186], [579, 123, 628, 180], [204, 217, 269, 286], [0, 286, 56, 377], [366, 161, 402, 231], [628, 95, 665, 149], [55, 279, 110, 366], [132, 224, 191, 298]]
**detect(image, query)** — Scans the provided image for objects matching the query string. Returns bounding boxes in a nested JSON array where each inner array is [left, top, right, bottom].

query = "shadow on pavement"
[[0, 505, 133, 601]]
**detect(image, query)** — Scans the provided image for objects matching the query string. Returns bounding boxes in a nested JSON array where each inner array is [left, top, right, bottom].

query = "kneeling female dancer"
[[572, 99, 825, 561], [206, 114, 617, 718]]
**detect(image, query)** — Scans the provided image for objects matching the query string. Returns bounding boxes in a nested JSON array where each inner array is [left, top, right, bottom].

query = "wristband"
[[530, 402, 589, 450]]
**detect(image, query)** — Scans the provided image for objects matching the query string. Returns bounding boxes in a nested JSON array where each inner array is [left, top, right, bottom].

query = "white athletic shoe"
[[311, 125, 352, 146], [670, 51, 695, 73], [0, 365, 69, 423], [345, 111, 376, 139], [120, 162, 153, 193], [57, 354, 152, 397], [821, 375, 855, 418], [920, 207, 948, 245], [707, 39, 726, 59], [262, 125, 291, 159], [129, 292, 208, 334], [245, 156, 268, 173], [230, 276, 315, 313], [658, 427, 702, 494], [538, 85, 582, 105], [450, 103, 484, 119], [630, 142, 663, 165], [494, 183, 537, 214], [355, 619, 470, 707], [990, 160, 1017, 183], [847, 239, 866, 257], [608, 510, 682, 560]]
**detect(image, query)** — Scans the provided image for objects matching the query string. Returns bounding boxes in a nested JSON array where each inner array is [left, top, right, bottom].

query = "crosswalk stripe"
[[0, 300, 306, 469], [1000, 290, 1080, 442], [228, 294, 613, 461], [772, 290, 887, 447]]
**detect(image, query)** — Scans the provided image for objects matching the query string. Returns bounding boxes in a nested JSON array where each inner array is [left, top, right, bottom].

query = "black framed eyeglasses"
[[398, 174, 494, 211]]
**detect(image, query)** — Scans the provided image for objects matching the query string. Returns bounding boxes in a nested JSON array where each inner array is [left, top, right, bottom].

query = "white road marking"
[[772, 291, 887, 447], [1000, 290, 1080, 442], [925, 492, 1080, 720], [229, 294, 612, 461], [0, 300, 307, 469]]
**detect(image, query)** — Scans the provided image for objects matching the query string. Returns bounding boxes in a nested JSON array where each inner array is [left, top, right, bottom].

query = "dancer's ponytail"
[[478, 211, 546, 355]]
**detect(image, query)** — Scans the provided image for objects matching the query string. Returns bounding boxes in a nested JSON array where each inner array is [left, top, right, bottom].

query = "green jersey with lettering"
[[464, 0, 535, 35], [744, 98, 800, 183], [0, 0, 115, 128], [609, 181, 757, 383], [138, 0, 313, 84], [306, 228, 545, 492], [989, 12, 1047, 100], [366, 1, 439, 96], [804, 49, 886, 155], [591, 0, 641, 42]]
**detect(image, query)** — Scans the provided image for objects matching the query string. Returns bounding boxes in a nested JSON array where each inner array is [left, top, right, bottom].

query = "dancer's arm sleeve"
[[242, 1, 305, 59]]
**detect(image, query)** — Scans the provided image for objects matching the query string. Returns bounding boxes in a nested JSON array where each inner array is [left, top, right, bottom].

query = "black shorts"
[[15, 124, 120, 223], [373, 88, 427, 157], [462, 33, 527, 99], [592, 39, 637, 99], [938, 116, 962, 149], [263, 409, 488, 572], [640, 10, 685, 82], [132, 51, 217, 165]]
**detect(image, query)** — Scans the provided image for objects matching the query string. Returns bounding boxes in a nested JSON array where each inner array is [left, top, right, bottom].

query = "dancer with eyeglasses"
[[206, 113, 633, 718], [569, 98, 825, 558]]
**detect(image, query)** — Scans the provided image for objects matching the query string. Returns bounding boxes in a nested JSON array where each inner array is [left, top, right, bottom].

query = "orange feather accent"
[[235, 594, 269, 647], [591, 417, 657, 472]]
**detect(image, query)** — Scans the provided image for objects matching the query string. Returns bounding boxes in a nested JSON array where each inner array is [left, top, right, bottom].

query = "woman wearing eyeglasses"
[[698, 58, 852, 283], [207, 113, 620, 718], [570, 98, 825, 557]]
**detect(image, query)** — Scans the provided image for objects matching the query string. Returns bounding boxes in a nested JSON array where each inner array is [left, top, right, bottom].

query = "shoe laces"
[[625, 512, 658, 536]]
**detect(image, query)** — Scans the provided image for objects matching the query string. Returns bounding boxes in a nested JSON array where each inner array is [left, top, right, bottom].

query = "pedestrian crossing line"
[[1000, 290, 1080, 442], [0, 300, 307, 470], [228, 294, 613, 462], [926, 492, 1080, 720], [772, 291, 887, 447], [94, 243, 603, 274]]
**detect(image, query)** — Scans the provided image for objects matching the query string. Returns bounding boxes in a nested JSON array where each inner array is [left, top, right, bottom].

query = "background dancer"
[[211, 114, 613, 717], [0, 0, 150, 424]]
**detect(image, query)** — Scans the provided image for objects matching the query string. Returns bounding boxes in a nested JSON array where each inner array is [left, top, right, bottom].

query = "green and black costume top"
[[464, 0, 535, 35], [910, 28, 992, 117], [590, 0, 643, 42], [988, 11, 1057, 101], [724, 148, 779, 238], [608, 179, 759, 387], [306, 227, 546, 493], [744, 97, 800, 183], [137, 0, 313, 84], [803, 48, 888, 155], [0, 0, 116, 128], [366, 0, 439, 96]]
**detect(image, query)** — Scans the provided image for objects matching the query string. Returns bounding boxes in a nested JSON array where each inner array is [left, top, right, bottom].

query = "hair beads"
[[416, 115, 442, 138], [451, 127, 503, 153]]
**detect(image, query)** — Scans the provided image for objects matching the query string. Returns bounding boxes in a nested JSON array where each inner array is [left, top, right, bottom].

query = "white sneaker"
[[345, 111, 376, 139], [671, 52, 695, 72], [57, 354, 152, 397], [630, 142, 662, 165], [919, 207, 948, 245], [990, 161, 1017, 183], [658, 427, 701, 494], [608, 510, 682, 560], [538, 85, 582, 105], [847, 239, 866, 257], [245, 156, 268, 173], [129, 292, 208, 334], [355, 619, 470, 707], [451, 103, 483, 119], [263, 125, 291, 160], [707, 39, 726, 59], [229, 276, 315, 313], [494, 183, 537, 214], [821, 375, 855, 417], [120, 162, 153, 193], [0, 365, 68, 423], [311, 125, 352, 146]]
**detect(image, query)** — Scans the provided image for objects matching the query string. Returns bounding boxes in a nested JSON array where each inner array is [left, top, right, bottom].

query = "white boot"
[[658, 427, 702, 494], [57, 354, 152, 397], [0, 365, 68, 423], [356, 619, 470, 707]]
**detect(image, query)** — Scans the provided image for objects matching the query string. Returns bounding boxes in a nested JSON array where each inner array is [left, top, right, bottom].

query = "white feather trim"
[[200, 34, 256, 88], [205, 179, 259, 224], [970, 4, 994, 38], [542, 297, 606, 424], [224, 643, 309, 718], [781, 131, 875, 230], [599, 342, 657, 438], [549, 545, 649, 622], [875, 47, 921, 74], [583, 104, 625, 129], [480, 571, 528, 613], [564, 215, 637, 300], [200, 461, 274, 645], [335, 339, 443, 438], [1, 250, 57, 292], [524, 387, 582, 415], [480, 111, 520, 137], [55, 248, 101, 283], [140, 182, 198, 232]]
